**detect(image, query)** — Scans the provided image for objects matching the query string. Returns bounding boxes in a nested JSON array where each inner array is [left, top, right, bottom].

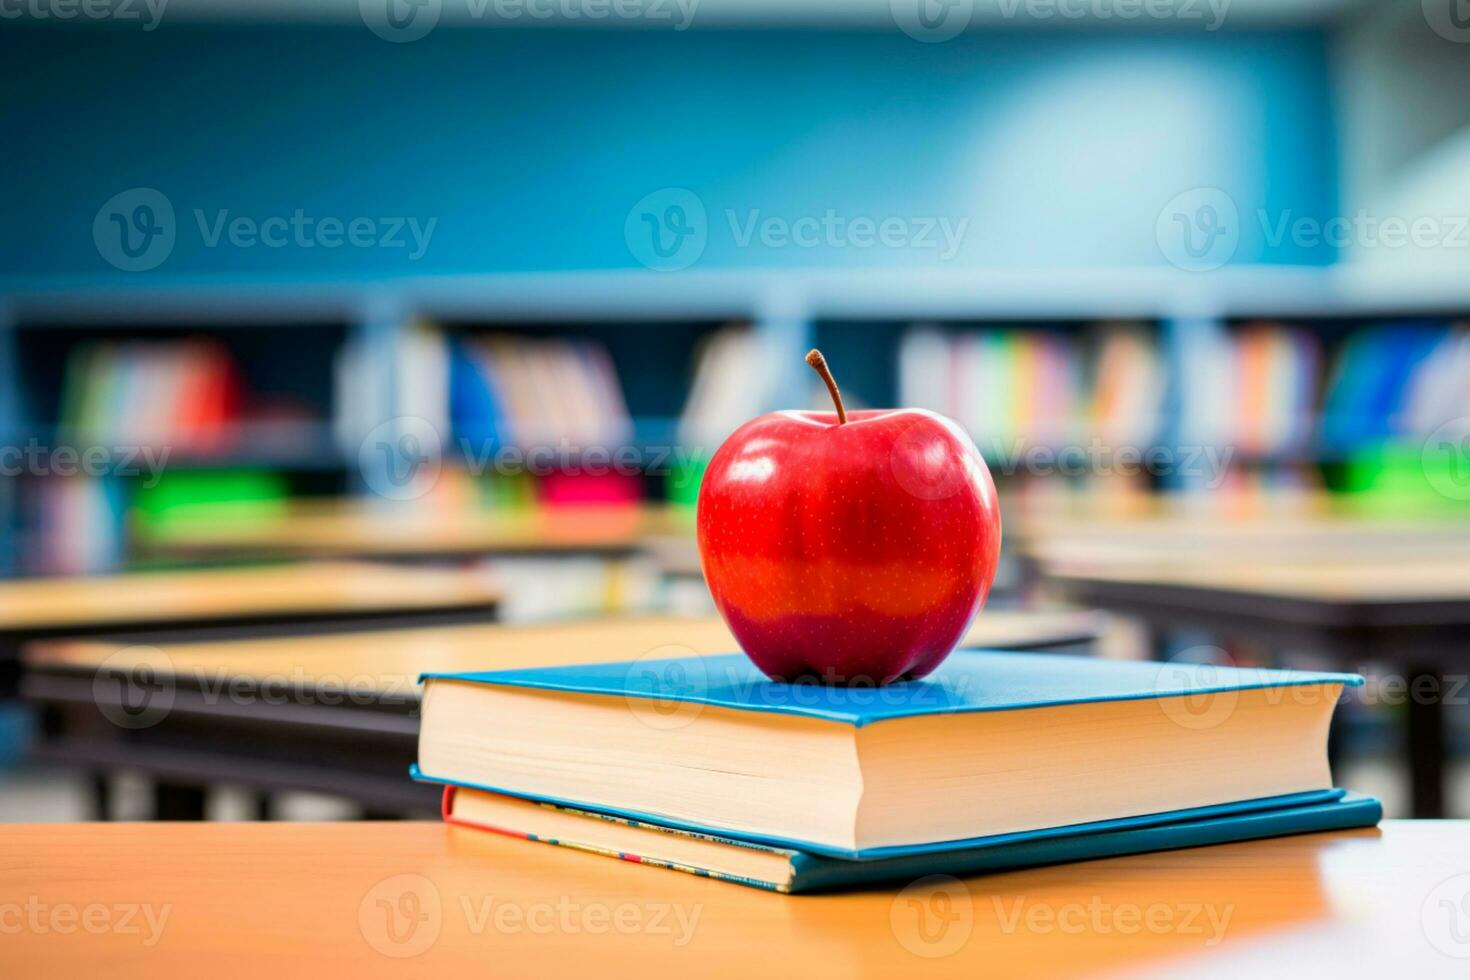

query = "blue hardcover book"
[[1322, 324, 1446, 449], [448, 341, 504, 446], [417, 651, 1365, 859], [439, 782, 1381, 894]]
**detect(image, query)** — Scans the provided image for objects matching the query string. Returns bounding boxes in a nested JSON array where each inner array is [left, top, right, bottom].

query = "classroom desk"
[[20, 609, 1107, 820], [1, 821, 1465, 978], [138, 501, 687, 563], [1040, 554, 1470, 819], [0, 561, 503, 692]]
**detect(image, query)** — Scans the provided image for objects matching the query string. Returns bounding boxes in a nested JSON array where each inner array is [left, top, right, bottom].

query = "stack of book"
[[414, 651, 1379, 893]]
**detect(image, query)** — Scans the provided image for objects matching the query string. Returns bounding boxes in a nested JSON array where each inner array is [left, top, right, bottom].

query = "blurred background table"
[[0, 561, 503, 689], [20, 608, 1108, 820], [1034, 542, 1470, 818]]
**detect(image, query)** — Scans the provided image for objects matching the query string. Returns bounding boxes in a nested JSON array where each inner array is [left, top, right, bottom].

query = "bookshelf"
[[2, 265, 1468, 575], [0, 293, 379, 576]]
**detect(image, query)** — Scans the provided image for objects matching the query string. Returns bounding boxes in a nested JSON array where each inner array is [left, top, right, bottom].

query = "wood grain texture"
[[0, 821, 1465, 978], [23, 610, 1108, 696], [0, 562, 502, 631]]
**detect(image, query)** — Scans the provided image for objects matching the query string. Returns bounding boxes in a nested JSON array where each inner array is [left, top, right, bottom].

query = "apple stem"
[[805, 349, 848, 424]]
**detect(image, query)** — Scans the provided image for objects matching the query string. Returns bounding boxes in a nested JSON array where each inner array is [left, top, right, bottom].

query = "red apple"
[[697, 349, 1001, 685]]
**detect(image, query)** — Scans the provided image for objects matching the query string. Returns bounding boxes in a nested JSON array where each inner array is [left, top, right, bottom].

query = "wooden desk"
[[1, 821, 1464, 978], [21, 609, 1107, 819], [1008, 491, 1470, 548], [0, 561, 503, 694], [1040, 555, 1470, 819], [139, 501, 685, 562], [0, 561, 503, 634]]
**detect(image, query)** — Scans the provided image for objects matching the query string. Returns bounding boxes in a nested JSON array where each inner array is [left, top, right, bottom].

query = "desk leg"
[[360, 807, 404, 821], [153, 782, 208, 821], [1326, 707, 1346, 778], [1406, 666, 1446, 819], [91, 774, 111, 821]]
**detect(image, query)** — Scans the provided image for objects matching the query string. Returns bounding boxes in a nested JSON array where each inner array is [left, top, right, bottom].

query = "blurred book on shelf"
[[1090, 328, 1167, 451], [668, 324, 765, 508], [22, 475, 125, 576], [676, 325, 763, 450], [58, 340, 242, 453], [335, 322, 450, 456], [897, 323, 1164, 459], [1322, 322, 1468, 451], [448, 332, 632, 450], [1404, 326, 1470, 434], [1176, 322, 1322, 462]]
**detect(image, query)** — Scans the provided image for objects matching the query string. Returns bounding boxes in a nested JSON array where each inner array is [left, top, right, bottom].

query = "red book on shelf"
[[179, 344, 242, 454]]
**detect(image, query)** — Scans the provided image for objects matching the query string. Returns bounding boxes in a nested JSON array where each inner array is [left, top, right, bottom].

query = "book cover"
[[420, 649, 1362, 728], [440, 784, 1382, 894]]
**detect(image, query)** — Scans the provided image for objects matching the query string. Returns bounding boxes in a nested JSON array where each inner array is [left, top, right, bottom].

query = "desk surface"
[[1013, 497, 1470, 566], [0, 561, 502, 635], [25, 608, 1108, 695], [1, 821, 1465, 978], [1042, 555, 1470, 607], [1009, 490, 1470, 539], [141, 502, 686, 560]]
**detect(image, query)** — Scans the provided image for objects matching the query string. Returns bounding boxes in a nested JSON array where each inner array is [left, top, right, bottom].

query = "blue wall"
[[1, 25, 1339, 284]]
